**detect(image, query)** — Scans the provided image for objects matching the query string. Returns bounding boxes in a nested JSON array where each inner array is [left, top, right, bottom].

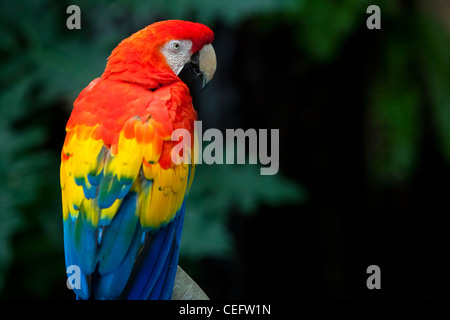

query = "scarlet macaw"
[[60, 20, 216, 300]]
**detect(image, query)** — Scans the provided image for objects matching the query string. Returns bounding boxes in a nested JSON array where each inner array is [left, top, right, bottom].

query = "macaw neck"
[[101, 38, 179, 90], [102, 63, 179, 90]]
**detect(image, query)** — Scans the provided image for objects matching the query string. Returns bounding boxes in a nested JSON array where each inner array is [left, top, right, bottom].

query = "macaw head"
[[102, 20, 216, 89]]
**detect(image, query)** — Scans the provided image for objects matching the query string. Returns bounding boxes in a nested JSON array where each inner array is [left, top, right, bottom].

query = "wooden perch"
[[171, 266, 209, 300]]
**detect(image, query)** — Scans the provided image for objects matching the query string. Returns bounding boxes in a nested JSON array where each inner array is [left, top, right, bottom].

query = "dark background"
[[1, 0, 450, 299]]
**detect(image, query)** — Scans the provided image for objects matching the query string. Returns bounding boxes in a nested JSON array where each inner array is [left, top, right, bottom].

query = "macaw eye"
[[170, 40, 182, 52]]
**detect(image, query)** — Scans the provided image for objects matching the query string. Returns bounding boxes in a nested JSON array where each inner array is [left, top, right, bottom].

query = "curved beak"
[[178, 43, 217, 90], [198, 43, 216, 90]]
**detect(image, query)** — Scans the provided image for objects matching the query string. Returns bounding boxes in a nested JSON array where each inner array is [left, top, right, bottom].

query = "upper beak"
[[198, 43, 216, 90], [178, 43, 216, 90]]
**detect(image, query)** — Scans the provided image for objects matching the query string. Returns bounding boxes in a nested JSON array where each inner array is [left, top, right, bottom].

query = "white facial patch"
[[160, 39, 193, 76]]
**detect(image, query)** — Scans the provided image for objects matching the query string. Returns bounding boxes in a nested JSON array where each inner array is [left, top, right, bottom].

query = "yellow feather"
[[100, 198, 122, 222], [142, 162, 160, 180], [80, 198, 100, 227], [116, 131, 143, 182], [138, 164, 190, 229]]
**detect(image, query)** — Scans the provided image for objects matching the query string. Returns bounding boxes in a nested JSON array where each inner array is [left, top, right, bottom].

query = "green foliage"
[[259, 0, 398, 63], [366, 8, 450, 186], [183, 160, 306, 259], [0, 0, 70, 294], [366, 31, 422, 185], [107, 0, 300, 27], [292, 0, 365, 62], [418, 14, 450, 163]]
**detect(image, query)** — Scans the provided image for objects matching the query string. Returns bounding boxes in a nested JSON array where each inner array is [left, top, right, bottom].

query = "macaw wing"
[[61, 80, 195, 299]]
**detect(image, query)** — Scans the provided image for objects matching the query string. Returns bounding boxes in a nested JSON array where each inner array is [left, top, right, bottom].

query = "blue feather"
[[149, 239, 176, 299], [124, 220, 174, 299], [63, 218, 91, 299], [124, 203, 186, 300], [97, 192, 139, 275], [160, 203, 185, 299], [154, 203, 185, 299], [82, 182, 98, 199], [96, 224, 144, 299], [98, 175, 124, 209], [88, 171, 103, 186]]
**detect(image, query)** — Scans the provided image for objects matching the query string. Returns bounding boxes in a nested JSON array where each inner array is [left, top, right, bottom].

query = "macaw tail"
[[63, 193, 187, 300], [123, 203, 185, 300]]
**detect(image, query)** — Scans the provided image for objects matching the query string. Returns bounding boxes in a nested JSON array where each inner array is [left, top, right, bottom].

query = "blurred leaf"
[[182, 144, 306, 259], [256, 0, 401, 63], [0, 0, 71, 294], [417, 14, 450, 163], [108, 0, 300, 27], [366, 9, 450, 185], [294, 0, 363, 61], [0, 198, 23, 290], [366, 29, 421, 185]]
